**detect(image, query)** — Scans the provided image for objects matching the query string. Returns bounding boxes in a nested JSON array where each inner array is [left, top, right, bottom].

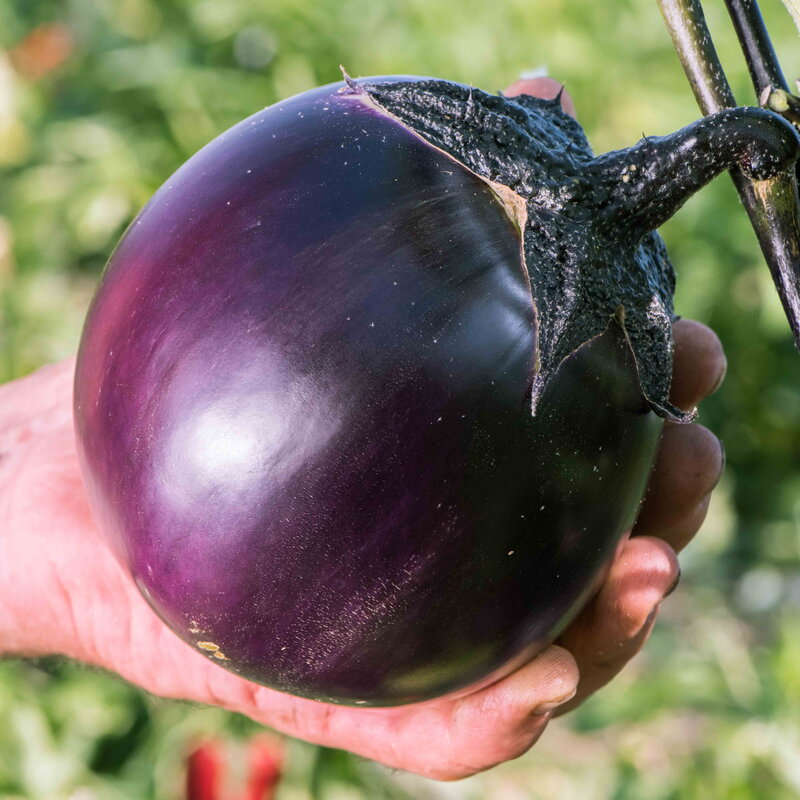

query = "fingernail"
[[531, 687, 577, 716], [664, 566, 681, 598], [519, 65, 549, 79], [710, 357, 728, 395], [640, 604, 660, 635], [711, 438, 726, 491]]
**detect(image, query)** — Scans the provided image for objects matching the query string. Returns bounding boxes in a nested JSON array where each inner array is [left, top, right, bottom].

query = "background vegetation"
[[2, 0, 800, 797]]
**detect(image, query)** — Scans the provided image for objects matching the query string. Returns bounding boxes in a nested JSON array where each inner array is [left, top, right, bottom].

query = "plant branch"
[[657, 0, 736, 113], [723, 0, 800, 129], [657, 0, 800, 349], [724, 0, 788, 97]]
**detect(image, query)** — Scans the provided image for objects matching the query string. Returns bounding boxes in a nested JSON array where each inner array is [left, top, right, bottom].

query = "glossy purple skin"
[[75, 79, 662, 705]]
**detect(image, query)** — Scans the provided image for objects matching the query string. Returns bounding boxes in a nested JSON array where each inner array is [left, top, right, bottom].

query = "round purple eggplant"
[[74, 76, 799, 705]]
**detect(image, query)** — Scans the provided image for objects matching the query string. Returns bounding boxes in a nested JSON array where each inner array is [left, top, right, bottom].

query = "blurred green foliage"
[[1, 0, 800, 797]]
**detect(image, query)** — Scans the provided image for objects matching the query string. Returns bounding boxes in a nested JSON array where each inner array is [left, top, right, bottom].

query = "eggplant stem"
[[588, 107, 799, 236], [658, 0, 800, 351]]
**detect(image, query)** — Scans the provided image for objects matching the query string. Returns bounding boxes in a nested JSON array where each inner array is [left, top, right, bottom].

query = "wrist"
[[0, 439, 74, 659], [0, 360, 86, 660]]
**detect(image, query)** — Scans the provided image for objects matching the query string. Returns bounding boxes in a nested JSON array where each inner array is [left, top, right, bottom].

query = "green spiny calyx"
[[348, 77, 800, 422]]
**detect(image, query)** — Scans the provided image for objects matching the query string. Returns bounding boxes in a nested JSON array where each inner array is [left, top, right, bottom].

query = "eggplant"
[[74, 76, 800, 706]]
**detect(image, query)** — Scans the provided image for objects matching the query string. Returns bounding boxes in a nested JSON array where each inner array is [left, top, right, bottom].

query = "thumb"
[[503, 76, 577, 119]]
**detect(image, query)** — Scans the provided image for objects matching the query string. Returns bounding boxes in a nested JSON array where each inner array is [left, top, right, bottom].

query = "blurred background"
[[2, 0, 800, 797]]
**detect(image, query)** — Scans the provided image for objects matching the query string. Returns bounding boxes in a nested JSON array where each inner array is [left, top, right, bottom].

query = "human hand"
[[0, 79, 726, 781]]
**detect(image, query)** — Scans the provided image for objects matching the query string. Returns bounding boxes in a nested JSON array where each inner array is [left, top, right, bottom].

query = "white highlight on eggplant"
[[156, 345, 340, 521]]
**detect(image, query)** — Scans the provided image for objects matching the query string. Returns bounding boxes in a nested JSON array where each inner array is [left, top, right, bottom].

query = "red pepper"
[[186, 737, 284, 800]]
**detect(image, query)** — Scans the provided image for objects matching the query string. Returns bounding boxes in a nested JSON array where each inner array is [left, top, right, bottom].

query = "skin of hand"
[[0, 78, 726, 781]]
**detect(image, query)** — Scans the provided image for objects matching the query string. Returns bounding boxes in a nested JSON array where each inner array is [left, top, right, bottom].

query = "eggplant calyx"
[[357, 77, 689, 421], [355, 79, 797, 423]]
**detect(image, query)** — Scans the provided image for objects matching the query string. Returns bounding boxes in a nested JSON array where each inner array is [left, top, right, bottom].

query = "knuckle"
[[430, 736, 533, 780]]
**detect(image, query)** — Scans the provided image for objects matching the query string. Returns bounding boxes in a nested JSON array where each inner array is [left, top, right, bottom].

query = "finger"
[[503, 77, 577, 118], [634, 422, 724, 550], [554, 536, 678, 715], [376, 645, 579, 780], [670, 319, 727, 411], [431, 645, 578, 778], [237, 645, 578, 781]]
